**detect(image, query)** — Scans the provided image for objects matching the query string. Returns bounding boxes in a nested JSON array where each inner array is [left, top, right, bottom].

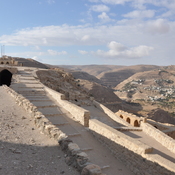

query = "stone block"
[[59, 138, 73, 151], [81, 164, 102, 175]]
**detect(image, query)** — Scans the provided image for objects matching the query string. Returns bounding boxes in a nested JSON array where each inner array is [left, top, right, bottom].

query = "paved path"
[[11, 68, 134, 175]]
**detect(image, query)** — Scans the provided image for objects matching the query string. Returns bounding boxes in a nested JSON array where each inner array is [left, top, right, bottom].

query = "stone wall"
[[141, 122, 175, 154], [44, 85, 90, 127], [3, 85, 103, 175], [0, 67, 18, 74], [148, 119, 168, 131], [89, 119, 175, 175], [89, 119, 153, 155], [93, 100, 130, 126], [148, 119, 175, 139], [116, 110, 146, 127]]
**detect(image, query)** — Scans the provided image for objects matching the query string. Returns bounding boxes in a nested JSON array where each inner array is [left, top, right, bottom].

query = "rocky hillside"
[[115, 67, 175, 100], [148, 108, 175, 125], [114, 66, 175, 119], [36, 69, 90, 105], [15, 57, 49, 69], [97, 65, 161, 88]]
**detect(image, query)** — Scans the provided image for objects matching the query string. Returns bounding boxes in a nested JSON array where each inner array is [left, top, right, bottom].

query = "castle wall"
[[93, 100, 130, 126], [0, 67, 17, 74], [44, 85, 90, 127], [141, 122, 175, 154], [89, 119, 153, 155]]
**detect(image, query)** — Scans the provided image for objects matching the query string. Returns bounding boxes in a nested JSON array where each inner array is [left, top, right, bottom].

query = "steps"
[[11, 68, 134, 175]]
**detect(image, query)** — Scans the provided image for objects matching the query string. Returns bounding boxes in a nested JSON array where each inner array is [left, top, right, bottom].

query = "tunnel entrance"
[[0, 69, 12, 87]]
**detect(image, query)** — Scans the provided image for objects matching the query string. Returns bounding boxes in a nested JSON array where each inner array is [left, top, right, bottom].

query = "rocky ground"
[[0, 87, 79, 175]]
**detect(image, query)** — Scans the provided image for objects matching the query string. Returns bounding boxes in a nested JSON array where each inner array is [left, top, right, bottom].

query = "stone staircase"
[[11, 69, 133, 175]]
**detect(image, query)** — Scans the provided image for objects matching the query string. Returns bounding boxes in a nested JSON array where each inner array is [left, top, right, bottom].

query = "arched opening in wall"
[[134, 120, 139, 127], [1, 62, 4, 64], [126, 118, 130, 124], [0, 69, 13, 87], [6, 62, 9, 64], [120, 115, 123, 119]]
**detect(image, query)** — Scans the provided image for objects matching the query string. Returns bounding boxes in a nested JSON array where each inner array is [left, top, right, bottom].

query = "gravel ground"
[[0, 87, 79, 175]]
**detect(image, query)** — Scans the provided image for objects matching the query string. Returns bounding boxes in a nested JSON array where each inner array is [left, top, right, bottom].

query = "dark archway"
[[134, 120, 139, 127], [1, 62, 4, 64], [126, 118, 131, 124], [120, 115, 123, 119], [0, 69, 12, 86], [6, 62, 9, 64]]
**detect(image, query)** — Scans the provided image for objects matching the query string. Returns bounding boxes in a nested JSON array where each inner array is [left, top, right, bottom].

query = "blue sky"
[[0, 0, 175, 66]]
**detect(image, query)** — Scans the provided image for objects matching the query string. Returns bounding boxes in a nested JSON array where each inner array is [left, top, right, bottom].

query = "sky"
[[0, 0, 175, 66]]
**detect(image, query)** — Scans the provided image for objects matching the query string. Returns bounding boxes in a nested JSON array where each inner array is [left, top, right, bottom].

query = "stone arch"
[[126, 117, 131, 124], [6, 62, 9, 64], [0, 69, 13, 87], [1, 62, 4, 64], [120, 115, 123, 119], [134, 120, 139, 127]]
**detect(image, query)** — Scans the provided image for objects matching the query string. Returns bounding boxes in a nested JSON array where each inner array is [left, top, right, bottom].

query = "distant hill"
[[97, 65, 161, 88], [58, 65, 124, 77], [58, 64, 161, 88]]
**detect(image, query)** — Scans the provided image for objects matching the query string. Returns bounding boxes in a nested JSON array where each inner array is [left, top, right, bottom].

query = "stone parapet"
[[89, 119, 153, 155], [44, 85, 90, 127], [141, 122, 175, 154], [93, 100, 130, 126]]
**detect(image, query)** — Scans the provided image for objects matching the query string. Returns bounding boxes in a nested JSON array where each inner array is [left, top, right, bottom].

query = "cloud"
[[0, 20, 173, 49], [100, 0, 130, 5], [78, 50, 88, 55], [94, 41, 154, 59], [144, 19, 170, 34], [32, 56, 43, 62], [90, 4, 110, 12], [89, 0, 99, 2], [98, 12, 113, 22], [89, 0, 175, 10], [47, 49, 67, 56], [47, 0, 55, 4], [123, 10, 155, 19], [81, 35, 90, 41]]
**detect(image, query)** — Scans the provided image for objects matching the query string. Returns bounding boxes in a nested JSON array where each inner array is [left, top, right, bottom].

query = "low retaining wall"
[[141, 122, 175, 154], [93, 100, 130, 126], [89, 119, 153, 155], [44, 85, 90, 127], [3, 85, 103, 175], [89, 119, 175, 174]]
